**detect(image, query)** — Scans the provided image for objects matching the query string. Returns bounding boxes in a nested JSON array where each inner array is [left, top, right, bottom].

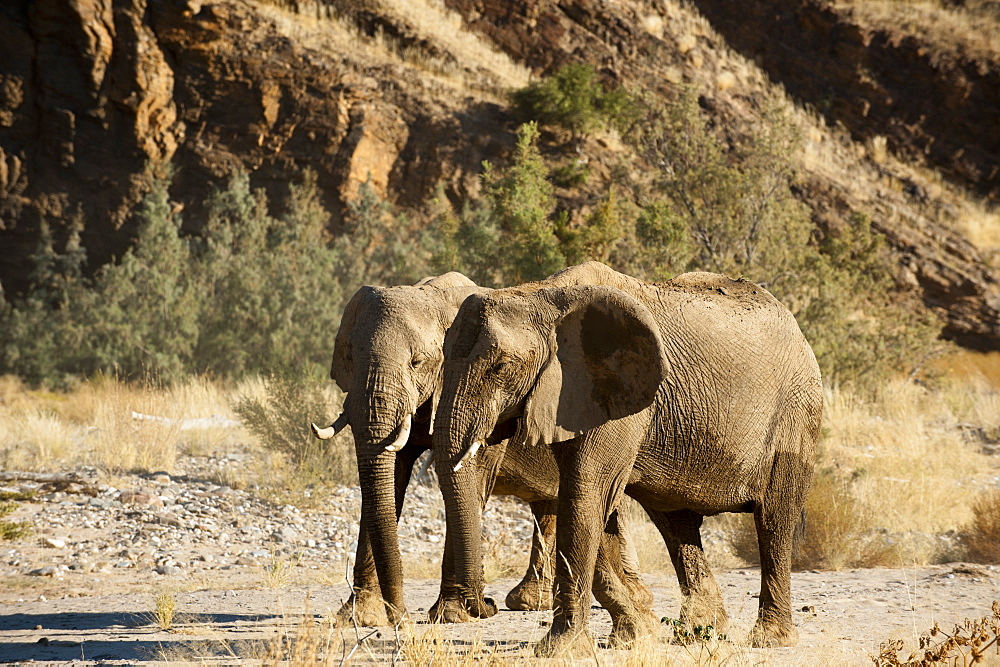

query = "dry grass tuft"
[[959, 490, 1000, 564], [721, 375, 998, 570], [837, 0, 1000, 63], [258, 608, 344, 665], [152, 591, 177, 631], [0, 375, 249, 475], [0, 409, 78, 471], [261, 552, 300, 589], [253, 0, 529, 100]]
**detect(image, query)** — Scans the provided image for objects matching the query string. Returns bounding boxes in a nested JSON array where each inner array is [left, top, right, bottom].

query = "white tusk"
[[453, 440, 483, 472], [416, 449, 435, 481], [311, 412, 349, 440], [383, 414, 413, 453]]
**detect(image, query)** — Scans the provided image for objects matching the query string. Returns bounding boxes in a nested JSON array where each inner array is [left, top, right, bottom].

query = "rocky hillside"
[[1, 0, 998, 348]]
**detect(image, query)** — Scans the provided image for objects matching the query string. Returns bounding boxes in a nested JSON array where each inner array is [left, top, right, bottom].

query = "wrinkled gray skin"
[[317, 273, 652, 627], [434, 262, 823, 656]]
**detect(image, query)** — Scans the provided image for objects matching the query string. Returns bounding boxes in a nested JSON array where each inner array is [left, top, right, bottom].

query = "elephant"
[[310, 271, 652, 627], [433, 261, 823, 655]]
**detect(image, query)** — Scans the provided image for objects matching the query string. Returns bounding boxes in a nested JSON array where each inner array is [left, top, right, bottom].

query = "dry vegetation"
[[4, 352, 997, 571], [253, 0, 530, 101], [0, 374, 247, 475], [836, 0, 1000, 63]]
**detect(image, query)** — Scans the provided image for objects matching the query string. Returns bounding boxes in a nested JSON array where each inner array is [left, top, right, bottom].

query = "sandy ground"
[[1, 563, 998, 664], [1, 457, 998, 664]]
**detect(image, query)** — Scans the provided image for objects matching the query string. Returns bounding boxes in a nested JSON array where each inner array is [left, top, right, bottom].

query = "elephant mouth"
[[488, 416, 519, 445]]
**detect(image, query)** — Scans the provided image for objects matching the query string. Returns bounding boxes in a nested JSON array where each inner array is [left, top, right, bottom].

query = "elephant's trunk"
[[357, 442, 406, 621], [434, 398, 492, 612], [352, 376, 415, 624]]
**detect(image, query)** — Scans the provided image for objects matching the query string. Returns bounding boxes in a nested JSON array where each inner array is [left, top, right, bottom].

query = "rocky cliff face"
[[0, 0, 184, 285], [1, 0, 998, 349], [690, 0, 1000, 202], [0, 0, 515, 293]]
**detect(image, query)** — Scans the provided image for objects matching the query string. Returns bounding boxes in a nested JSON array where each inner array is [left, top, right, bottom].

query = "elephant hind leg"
[[506, 499, 556, 611], [592, 509, 658, 648], [616, 502, 655, 611], [750, 450, 814, 648], [646, 508, 729, 639]]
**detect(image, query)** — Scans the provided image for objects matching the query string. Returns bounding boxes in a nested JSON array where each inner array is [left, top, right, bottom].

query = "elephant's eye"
[[411, 353, 430, 369], [491, 358, 514, 377]]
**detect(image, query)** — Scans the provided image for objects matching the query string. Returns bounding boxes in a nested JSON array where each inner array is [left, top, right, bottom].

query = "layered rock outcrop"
[[1, 0, 998, 349]]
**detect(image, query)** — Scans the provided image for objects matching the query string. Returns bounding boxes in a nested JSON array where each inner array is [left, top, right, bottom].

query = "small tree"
[[423, 189, 503, 287], [481, 122, 565, 283], [511, 63, 636, 139], [332, 179, 426, 292]]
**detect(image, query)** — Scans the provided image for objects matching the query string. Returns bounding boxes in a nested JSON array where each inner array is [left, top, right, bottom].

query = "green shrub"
[[232, 365, 357, 487], [332, 179, 428, 290], [550, 161, 590, 188], [423, 191, 503, 287], [0, 167, 366, 384], [0, 501, 31, 541], [623, 87, 939, 389], [428, 123, 565, 286], [511, 63, 636, 139], [482, 122, 566, 283], [191, 169, 347, 377]]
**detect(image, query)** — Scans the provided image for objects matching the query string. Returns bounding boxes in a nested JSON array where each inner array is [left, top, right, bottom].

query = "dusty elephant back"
[[630, 275, 822, 512]]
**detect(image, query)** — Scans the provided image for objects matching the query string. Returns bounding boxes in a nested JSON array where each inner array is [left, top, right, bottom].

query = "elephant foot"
[[428, 596, 498, 624], [749, 618, 798, 648], [675, 595, 729, 641], [625, 576, 655, 612], [336, 589, 390, 627], [534, 626, 595, 659], [608, 610, 659, 649], [505, 578, 553, 611]]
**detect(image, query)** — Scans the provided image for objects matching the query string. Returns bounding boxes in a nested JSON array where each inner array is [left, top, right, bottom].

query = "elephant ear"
[[520, 285, 667, 446], [330, 286, 375, 390]]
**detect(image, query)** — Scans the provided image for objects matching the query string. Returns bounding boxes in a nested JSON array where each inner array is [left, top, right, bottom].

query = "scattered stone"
[[119, 490, 164, 508], [42, 538, 66, 549], [155, 564, 182, 576], [155, 513, 184, 528]]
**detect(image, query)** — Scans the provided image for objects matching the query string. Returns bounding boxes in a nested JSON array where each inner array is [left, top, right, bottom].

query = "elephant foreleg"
[[646, 508, 729, 639], [591, 509, 658, 648], [337, 515, 391, 626], [536, 436, 635, 658], [339, 443, 426, 626], [429, 442, 507, 623], [505, 499, 557, 611]]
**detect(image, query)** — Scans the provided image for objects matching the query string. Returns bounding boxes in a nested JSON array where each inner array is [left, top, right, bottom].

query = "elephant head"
[[313, 273, 479, 623], [433, 284, 668, 614]]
